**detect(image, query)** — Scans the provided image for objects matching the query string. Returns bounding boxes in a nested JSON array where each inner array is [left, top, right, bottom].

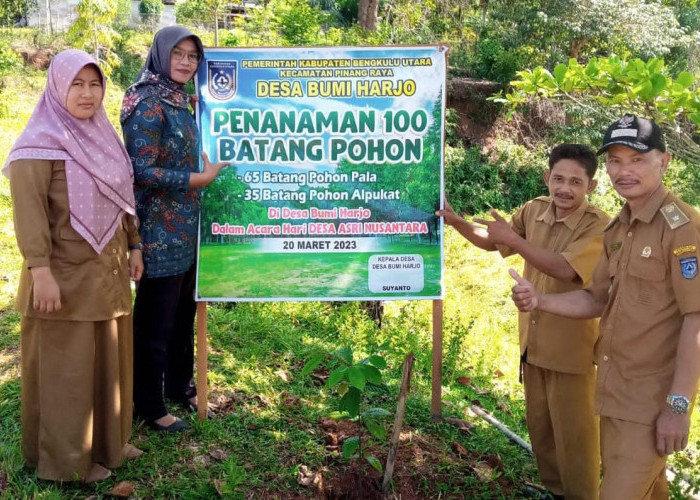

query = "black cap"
[[597, 115, 666, 155]]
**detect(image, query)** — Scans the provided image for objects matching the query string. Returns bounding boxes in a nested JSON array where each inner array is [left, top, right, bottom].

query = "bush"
[[0, 45, 22, 76], [666, 157, 700, 207], [112, 48, 143, 90], [139, 0, 163, 26], [174, 0, 210, 27], [465, 36, 526, 84], [276, 0, 324, 46], [0, 0, 36, 27], [115, 0, 131, 27], [444, 108, 461, 147], [111, 29, 152, 89], [445, 146, 506, 214], [139, 0, 163, 15], [445, 142, 551, 216]]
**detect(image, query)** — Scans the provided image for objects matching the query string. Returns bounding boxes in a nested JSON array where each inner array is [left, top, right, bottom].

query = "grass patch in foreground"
[[0, 296, 537, 498]]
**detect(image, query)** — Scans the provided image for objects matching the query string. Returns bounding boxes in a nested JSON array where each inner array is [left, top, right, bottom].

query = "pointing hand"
[[435, 199, 461, 226], [473, 209, 518, 246]]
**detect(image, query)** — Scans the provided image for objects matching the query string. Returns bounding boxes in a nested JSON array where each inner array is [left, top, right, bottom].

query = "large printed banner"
[[195, 46, 447, 301]]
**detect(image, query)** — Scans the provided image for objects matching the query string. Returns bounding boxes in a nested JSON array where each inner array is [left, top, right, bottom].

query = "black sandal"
[[147, 416, 191, 432]]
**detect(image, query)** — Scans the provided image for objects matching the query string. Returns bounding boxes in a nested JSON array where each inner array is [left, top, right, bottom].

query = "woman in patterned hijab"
[[121, 26, 228, 432]]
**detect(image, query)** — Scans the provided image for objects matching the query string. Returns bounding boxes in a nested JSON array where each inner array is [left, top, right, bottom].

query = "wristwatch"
[[666, 394, 691, 415], [129, 242, 143, 251]]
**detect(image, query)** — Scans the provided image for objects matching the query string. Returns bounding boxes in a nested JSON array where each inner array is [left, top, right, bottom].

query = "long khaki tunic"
[[9, 159, 140, 481]]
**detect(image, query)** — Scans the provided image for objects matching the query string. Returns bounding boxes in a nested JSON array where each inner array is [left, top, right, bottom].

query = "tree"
[[558, 0, 685, 59], [207, 0, 228, 46], [451, 0, 692, 83], [358, 0, 378, 31], [115, 0, 131, 27], [275, 0, 324, 45], [0, 0, 37, 26], [494, 56, 700, 165], [68, 0, 121, 74], [139, 0, 163, 29], [310, 0, 359, 26]]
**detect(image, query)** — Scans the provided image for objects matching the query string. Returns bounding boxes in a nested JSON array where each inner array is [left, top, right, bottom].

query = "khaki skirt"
[[21, 314, 133, 481]]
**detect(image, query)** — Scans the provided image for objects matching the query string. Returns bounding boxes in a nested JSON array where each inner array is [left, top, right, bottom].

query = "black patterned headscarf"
[[120, 26, 203, 124]]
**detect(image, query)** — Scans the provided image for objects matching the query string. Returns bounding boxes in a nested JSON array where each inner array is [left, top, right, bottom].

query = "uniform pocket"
[[59, 227, 85, 240], [628, 257, 666, 304], [628, 257, 666, 281], [53, 226, 95, 266]]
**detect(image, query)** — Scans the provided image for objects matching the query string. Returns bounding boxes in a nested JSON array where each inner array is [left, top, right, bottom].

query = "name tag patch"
[[680, 256, 698, 279], [673, 245, 697, 256]]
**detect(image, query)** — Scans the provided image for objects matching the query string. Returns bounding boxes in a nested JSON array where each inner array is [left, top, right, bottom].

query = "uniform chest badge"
[[680, 256, 698, 279], [641, 246, 651, 258]]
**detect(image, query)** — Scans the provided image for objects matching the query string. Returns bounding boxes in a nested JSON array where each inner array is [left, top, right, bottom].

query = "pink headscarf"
[[2, 49, 136, 254]]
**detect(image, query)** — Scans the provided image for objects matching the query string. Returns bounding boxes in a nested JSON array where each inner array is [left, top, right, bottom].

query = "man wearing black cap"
[[509, 115, 700, 499]]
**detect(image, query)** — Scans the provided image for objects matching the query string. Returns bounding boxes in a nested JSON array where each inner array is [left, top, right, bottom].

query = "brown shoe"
[[122, 443, 144, 460], [85, 463, 111, 483]]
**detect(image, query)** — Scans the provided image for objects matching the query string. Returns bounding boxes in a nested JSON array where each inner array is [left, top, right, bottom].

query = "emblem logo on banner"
[[208, 61, 237, 100]]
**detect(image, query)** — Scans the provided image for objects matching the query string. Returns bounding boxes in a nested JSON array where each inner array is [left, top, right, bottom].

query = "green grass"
[[0, 294, 538, 498], [197, 241, 441, 299]]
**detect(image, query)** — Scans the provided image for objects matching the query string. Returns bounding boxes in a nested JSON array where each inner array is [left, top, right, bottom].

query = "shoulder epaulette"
[[660, 202, 690, 229]]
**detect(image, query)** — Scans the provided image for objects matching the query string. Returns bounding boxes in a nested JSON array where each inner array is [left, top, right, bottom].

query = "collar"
[[618, 184, 668, 225], [536, 196, 589, 230]]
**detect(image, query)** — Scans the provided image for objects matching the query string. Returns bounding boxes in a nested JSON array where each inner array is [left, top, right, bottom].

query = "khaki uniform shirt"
[[588, 185, 700, 425], [9, 159, 140, 321], [500, 196, 610, 374]]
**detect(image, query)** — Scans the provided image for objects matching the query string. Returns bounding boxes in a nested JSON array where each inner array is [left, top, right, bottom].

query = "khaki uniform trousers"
[[523, 362, 600, 500], [21, 315, 133, 481], [600, 416, 668, 500]]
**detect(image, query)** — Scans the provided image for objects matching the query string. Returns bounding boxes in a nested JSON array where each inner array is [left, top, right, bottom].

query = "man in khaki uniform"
[[438, 144, 610, 500], [511, 115, 700, 499]]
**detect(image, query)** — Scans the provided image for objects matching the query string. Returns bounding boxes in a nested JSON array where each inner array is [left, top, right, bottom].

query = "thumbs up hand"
[[509, 268, 539, 312], [473, 209, 519, 246]]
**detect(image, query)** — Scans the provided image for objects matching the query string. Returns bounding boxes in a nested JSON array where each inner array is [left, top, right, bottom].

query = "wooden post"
[[431, 299, 443, 420], [196, 301, 208, 420], [382, 354, 415, 493]]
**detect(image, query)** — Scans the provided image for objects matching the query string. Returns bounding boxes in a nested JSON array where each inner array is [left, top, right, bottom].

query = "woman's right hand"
[[30, 266, 61, 313], [189, 152, 230, 188]]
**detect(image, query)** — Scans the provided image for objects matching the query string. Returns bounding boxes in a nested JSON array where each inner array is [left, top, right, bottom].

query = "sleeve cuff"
[[25, 257, 50, 268]]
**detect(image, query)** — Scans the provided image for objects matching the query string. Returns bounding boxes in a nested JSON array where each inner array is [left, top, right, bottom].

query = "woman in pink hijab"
[[3, 49, 143, 482]]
